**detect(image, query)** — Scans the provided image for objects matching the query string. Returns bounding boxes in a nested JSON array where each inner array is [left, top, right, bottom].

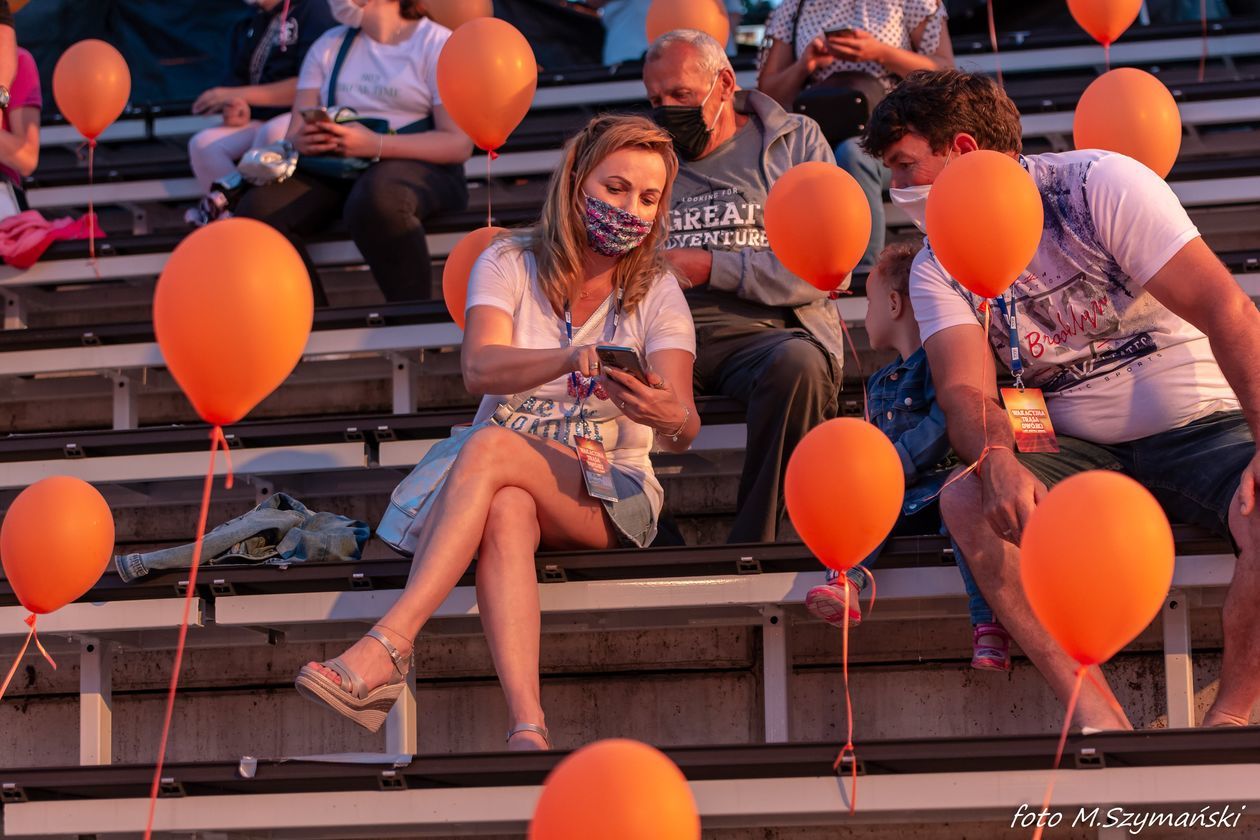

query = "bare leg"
[[309, 426, 616, 693], [475, 486, 548, 750], [941, 472, 1132, 730], [1204, 488, 1260, 726]]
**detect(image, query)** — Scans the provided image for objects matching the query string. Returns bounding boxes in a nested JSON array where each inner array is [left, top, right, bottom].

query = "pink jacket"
[[0, 210, 102, 269]]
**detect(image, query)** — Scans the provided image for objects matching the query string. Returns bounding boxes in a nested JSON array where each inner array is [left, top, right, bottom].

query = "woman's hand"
[[603, 368, 686, 435], [317, 120, 385, 159], [568, 344, 601, 379], [222, 98, 251, 127], [193, 86, 240, 115], [802, 36, 837, 75], [293, 121, 339, 156], [827, 28, 888, 64]]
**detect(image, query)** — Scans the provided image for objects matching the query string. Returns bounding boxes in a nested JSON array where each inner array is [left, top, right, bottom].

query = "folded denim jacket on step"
[[115, 493, 370, 583]]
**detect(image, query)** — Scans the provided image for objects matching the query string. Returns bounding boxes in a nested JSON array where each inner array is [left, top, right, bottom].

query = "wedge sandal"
[[294, 627, 411, 734]]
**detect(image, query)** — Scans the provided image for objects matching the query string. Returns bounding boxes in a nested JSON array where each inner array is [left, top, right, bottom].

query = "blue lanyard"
[[993, 294, 1024, 390], [563, 286, 623, 401]]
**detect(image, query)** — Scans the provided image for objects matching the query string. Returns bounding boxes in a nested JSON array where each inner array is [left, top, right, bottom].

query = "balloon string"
[[1081, 665, 1129, 722], [486, 151, 493, 229], [144, 427, 224, 839], [0, 615, 57, 702], [831, 583, 858, 816], [1198, 0, 1208, 82], [837, 313, 868, 423], [1031, 667, 1085, 840], [87, 139, 100, 279], [987, 0, 1003, 88], [1103, 42, 1111, 73], [213, 426, 235, 490]]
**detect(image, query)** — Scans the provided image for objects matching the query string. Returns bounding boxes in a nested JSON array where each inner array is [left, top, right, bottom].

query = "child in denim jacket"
[[805, 243, 1010, 671]]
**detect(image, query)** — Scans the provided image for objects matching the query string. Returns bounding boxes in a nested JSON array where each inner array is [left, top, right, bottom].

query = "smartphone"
[[824, 27, 857, 39], [596, 345, 650, 385], [300, 107, 334, 124]]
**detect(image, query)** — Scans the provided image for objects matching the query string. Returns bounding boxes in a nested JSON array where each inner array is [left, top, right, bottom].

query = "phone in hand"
[[300, 106, 335, 125], [824, 27, 857, 39], [596, 345, 650, 386]]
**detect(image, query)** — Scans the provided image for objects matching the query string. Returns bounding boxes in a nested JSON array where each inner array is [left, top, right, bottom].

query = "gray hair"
[[645, 28, 733, 77]]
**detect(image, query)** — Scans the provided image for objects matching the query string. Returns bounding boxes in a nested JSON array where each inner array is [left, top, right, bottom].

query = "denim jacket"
[[868, 347, 957, 515], [115, 493, 370, 582]]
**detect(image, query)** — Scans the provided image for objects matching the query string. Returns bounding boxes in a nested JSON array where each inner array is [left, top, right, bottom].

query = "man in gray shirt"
[[643, 29, 845, 543]]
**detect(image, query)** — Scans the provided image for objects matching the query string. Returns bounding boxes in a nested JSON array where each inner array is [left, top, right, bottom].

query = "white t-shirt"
[[466, 239, 697, 521], [764, 0, 948, 92], [911, 150, 1237, 444], [297, 20, 449, 130]]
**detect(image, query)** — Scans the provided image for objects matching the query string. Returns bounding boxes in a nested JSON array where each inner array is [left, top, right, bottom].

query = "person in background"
[[0, 33, 39, 213], [804, 243, 1010, 671], [589, 0, 744, 65], [294, 115, 698, 749], [757, 0, 953, 270], [188, 0, 336, 193], [235, 0, 472, 305], [643, 29, 843, 544], [0, 0, 15, 96]]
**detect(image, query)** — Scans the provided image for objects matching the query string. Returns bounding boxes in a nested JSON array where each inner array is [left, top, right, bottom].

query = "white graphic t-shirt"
[[911, 150, 1237, 444], [764, 0, 948, 91], [466, 240, 697, 519], [297, 20, 449, 130]]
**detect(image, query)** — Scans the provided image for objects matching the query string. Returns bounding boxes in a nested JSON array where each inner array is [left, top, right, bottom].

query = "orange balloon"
[[1074, 68, 1182, 179], [785, 419, 904, 572], [764, 162, 871, 292], [1, 477, 115, 615], [52, 40, 131, 140], [426, 0, 493, 31], [1021, 471, 1174, 666], [646, 0, 730, 45], [443, 226, 507, 329], [1067, 0, 1142, 46], [530, 739, 699, 840], [925, 150, 1044, 299], [436, 18, 538, 152], [153, 218, 313, 426]]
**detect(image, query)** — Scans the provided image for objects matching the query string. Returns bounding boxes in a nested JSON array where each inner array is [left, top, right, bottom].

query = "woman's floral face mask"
[[582, 193, 653, 257]]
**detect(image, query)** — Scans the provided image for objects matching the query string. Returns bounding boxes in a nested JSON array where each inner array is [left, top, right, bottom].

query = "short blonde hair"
[[514, 114, 679, 316]]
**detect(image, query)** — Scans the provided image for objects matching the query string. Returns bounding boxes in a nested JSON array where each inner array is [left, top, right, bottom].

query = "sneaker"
[[972, 621, 1012, 671], [805, 578, 862, 627]]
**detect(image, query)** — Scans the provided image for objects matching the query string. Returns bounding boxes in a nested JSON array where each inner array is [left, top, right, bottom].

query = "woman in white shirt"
[[236, 0, 473, 304], [757, 0, 955, 271], [295, 115, 699, 750]]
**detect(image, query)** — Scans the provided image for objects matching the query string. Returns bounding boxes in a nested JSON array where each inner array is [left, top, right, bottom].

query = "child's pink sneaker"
[[972, 621, 1012, 671], [805, 578, 862, 627]]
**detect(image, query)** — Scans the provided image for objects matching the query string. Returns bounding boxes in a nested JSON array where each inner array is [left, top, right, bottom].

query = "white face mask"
[[328, 0, 365, 27], [890, 184, 931, 233]]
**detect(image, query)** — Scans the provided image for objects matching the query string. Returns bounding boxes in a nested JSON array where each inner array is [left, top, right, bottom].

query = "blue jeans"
[[1018, 411, 1253, 545], [835, 136, 891, 271]]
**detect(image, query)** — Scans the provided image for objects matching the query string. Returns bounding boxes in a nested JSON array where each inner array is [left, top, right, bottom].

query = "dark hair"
[[873, 242, 920, 296], [400, 0, 425, 20], [861, 70, 1023, 160]]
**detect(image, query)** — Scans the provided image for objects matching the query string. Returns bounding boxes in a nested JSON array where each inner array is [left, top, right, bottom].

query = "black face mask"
[[651, 76, 722, 161]]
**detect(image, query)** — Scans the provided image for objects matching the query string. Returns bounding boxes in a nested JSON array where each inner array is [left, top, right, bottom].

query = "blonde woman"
[[295, 115, 699, 750]]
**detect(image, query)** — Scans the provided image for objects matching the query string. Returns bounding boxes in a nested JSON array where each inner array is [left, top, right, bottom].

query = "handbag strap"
[[327, 27, 359, 108]]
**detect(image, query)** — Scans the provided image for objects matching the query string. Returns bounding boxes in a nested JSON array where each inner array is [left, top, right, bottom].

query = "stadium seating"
[[2, 17, 1260, 839]]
